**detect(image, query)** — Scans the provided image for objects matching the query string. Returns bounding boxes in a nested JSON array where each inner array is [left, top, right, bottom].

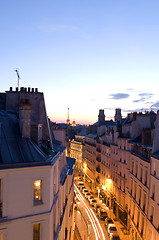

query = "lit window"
[[34, 180, 42, 203], [33, 223, 41, 240]]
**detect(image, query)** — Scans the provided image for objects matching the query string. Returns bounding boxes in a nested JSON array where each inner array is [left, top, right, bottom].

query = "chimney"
[[114, 108, 122, 123], [19, 99, 31, 138], [133, 112, 137, 121], [10, 87, 12, 91], [31, 123, 42, 146], [142, 128, 151, 146], [152, 110, 159, 153], [98, 109, 105, 121]]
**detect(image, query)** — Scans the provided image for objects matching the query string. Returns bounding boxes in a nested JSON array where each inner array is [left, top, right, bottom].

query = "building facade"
[[0, 87, 75, 240]]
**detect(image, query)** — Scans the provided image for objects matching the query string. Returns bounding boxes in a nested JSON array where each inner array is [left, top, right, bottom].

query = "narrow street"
[[73, 170, 130, 240], [74, 184, 107, 240]]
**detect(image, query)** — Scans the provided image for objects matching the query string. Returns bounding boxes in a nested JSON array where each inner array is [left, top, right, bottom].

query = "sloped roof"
[[0, 111, 49, 167], [93, 120, 115, 127]]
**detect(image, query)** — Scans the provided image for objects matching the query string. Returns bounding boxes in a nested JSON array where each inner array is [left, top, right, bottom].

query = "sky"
[[1, 0, 159, 125]]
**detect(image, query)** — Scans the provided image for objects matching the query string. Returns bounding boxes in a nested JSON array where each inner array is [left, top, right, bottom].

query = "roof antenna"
[[15, 69, 20, 90]]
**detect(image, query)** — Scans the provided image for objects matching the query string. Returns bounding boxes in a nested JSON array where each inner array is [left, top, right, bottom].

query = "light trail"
[[75, 185, 98, 240], [74, 184, 106, 240]]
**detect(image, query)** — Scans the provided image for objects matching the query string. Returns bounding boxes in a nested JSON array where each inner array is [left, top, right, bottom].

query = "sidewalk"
[[74, 207, 89, 240], [108, 209, 130, 240]]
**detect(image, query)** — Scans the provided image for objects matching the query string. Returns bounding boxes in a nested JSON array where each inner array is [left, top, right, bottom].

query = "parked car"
[[83, 189, 89, 195], [107, 224, 117, 236], [105, 218, 114, 229], [98, 208, 108, 220], [94, 203, 101, 213], [88, 195, 94, 203], [80, 186, 85, 191], [85, 193, 91, 199], [90, 199, 97, 207], [109, 233, 120, 240], [78, 181, 84, 187]]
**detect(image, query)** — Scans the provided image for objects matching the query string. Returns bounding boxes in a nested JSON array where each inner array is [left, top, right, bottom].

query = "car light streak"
[[85, 208, 98, 240], [74, 184, 105, 240], [75, 185, 99, 239]]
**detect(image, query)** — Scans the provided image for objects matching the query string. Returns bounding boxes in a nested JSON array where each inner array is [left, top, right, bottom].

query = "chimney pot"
[[32, 88, 34, 92], [35, 88, 38, 92], [28, 87, 30, 92], [10, 87, 12, 91], [16, 87, 18, 92]]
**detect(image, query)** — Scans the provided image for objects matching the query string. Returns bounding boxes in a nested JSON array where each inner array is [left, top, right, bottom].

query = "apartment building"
[[77, 109, 159, 240], [70, 135, 84, 170], [0, 87, 75, 240]]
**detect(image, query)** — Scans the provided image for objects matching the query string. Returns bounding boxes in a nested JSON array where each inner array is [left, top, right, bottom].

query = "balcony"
[[96, 166, 101, 173], [96, 156, 101, 162]]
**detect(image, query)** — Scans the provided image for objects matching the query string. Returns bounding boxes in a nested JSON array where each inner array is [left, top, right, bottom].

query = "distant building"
[[0, 87, 75, 240], [80, 108, 159, 240]]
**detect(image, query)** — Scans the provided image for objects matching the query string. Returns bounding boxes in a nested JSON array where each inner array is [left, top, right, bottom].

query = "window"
[[150, 206, 154, 223], [33, 223, 41, 240], [139, 189, 142, 206], [135, 164, 138, 177], [143, 193, 146, 211], [152, 184, 155, 200], [145, 170, 147, 186], [140, 168, 143, 182], [130, 180, 133, 195], [137, 211, 140, 228], [134, 184, 137, 199], [34, 180, 42, 204], [132, 161, 134, 174], [153, 162, 156, 176]]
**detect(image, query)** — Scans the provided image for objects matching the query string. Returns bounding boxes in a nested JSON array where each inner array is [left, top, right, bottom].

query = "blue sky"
[[1, 0, 159, 124]]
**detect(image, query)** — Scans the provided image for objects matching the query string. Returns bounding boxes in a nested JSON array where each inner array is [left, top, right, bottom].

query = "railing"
[[96, 167, 101, 173], [96, 148, 101, 153], [96, 157, 101, 162]]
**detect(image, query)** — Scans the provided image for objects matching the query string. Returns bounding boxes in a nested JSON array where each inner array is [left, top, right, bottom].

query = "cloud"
[[110, 93, 130, 100], [133, 98, 145, 103], [122, 108, 150, 113], [151, 101, 159, 108], [133, 92, 153, 103], [39, 24, 78, 32], [138, 93, 153, 97], [126, 88, 134, 91]]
